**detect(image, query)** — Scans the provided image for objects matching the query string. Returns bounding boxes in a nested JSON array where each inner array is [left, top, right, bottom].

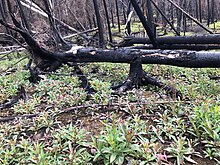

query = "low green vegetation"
[[209, 21, 220, 32], [0, 51, 220, 164]]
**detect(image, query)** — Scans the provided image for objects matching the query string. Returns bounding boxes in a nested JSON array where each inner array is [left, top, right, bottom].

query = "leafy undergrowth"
[[0, 55, 220, 165]]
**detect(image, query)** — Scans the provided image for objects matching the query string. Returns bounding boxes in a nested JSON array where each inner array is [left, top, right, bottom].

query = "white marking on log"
[[66, 45, 83, 54]]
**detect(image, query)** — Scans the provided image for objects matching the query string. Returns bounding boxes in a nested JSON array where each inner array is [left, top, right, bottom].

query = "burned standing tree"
[[1, 0, 220, 100], [93, 0, 104, 48], [103, 0, 112, 43]]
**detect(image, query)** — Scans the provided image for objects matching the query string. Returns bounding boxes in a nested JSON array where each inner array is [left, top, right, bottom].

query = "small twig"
[[209, 75, 220, 80], [0, 33, 28, 48], [0, 101, 191, 122], [39, 71, 87, 77], [58, 101, 191, 115], [0, 113, 39, 122]]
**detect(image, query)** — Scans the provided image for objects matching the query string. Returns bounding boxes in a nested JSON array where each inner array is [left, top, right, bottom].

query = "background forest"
[[0, 0, 220, 164]]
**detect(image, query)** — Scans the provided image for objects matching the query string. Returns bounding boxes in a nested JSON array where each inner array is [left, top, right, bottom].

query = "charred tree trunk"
[[198, 0, 202, 22], [115, 0, 121, 33], [118, 34, 220, 47], [150, 0, 180, 36], [109, 0, 115, 28], [182, 0, 187, 36], [130, 0, 158, 48], [195, 0, 199, 20], [103, 0, 113, 43], [207, 0, 211, 26], [93, 0, 104, 48], [43, 0, 70, 50], [0, 0, 11, 35], [176, 0, 183, 34], [146, 0, 155, 37], [15, 0, 31, 33], [211, 0, 215, 24], [122, 2, 127, 24], [126, 2, 132, 36]]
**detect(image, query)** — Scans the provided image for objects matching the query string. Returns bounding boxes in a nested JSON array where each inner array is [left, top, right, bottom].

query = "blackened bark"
[[115, 0, 121, 33], [0, 0, 11, 35], [93, 0, 104, 48], [211, 0, 215, 24], [58, 48, 220, 68], [207, 0, 210, 26], [198, 0, 202, 22], [126, 2, 132, 35], [195, 0, 199, 20], [15, 0, 31, 33], [150, 0, 180, 36], [72, 63, 95, 93], [122, 2, 127, 24], [118, 34, 220, 46], [176, 0, 183, 34], [103, 0, 113, 43], [109, 0, 115, 28], [146, 0, 155, 36], [0, 86, 27, 110], [182, 0, 186, 36], [43, 0, 70, 50], [130, 44, 220, 51], [130, 0, 158, 48]]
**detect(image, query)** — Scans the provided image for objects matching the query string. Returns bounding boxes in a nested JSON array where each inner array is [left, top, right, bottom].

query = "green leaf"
[[93, 152, 101, 161], [110, 153, 117, 163], [115, 156, 124, 165], [130, 144, 142, 152], [102, 147, 112, 154]]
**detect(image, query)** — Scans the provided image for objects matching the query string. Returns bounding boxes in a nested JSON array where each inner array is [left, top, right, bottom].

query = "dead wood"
[[118, 35, 220, 47], [0, 86, 28, 110]]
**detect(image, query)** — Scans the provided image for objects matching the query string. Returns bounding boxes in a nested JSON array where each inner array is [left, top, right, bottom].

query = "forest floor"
[[0, 54, 220, 164]]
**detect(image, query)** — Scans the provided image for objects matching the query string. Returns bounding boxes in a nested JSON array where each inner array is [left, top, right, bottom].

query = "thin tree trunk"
[[16, 0, 31, 33], [126, 2, 132, 35], [146, 0, 155, 36], [165, 0, 213, 34], [130, 0, 158, 48], [93, 0, 104, 48], [207, 0, 210, 26], [0, 0, 11, 34], [211, 0, 215, 24], [103, 0, 112, 43], [150, 0, 180, 36], [198, 0, 202, 22], [195, 0, 199, 20], [109, 0, 115, 28], [115, 0, 121, 32]]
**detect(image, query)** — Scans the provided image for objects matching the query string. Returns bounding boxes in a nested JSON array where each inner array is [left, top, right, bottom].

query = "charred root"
[[28, 68, 42, 83], [112, 57, 182, 99], [0, 86, 28, 110], [72, 63, 95, 94]]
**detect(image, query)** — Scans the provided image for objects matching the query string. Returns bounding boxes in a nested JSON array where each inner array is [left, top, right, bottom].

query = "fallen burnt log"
[[118, 35, 220, 47], [128, 45, 220, 51], [58, 48, 220, 68]]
